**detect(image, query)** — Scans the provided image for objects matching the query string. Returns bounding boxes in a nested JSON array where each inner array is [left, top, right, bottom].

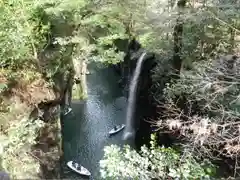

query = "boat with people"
[[67, 160, 91, 176], [62, 106, 72, 115], [109, 124, 125, 136]]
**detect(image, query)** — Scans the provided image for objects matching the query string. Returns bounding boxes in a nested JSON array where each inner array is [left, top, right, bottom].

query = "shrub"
[[100, 134, 216, 180]]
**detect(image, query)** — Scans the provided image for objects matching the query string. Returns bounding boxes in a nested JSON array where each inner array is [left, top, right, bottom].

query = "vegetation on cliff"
[[100, 134, 216, 179], [99, 0, 240, 179], [0, 70, 60, 178], [1, 0, 239, 179], [0, 0, 89, 178], [0, 0, 137, 178]]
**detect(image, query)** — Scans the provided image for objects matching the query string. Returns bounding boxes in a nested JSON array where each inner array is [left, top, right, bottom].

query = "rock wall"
[[0, 72, 62, 179]]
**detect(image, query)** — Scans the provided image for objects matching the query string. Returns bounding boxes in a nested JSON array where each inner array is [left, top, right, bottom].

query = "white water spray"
[[123, 52, 147, 141]]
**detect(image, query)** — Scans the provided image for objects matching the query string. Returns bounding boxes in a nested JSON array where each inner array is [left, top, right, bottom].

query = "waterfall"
[[123, 52, 147, 142]]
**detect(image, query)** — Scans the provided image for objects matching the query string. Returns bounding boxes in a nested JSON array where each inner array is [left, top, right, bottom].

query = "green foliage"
[[0, 116, 45, 178], [0, 0, 49, 68], [100, 134, 216, 180], [0, 83, 8, 93], [1, 0, 239, 177], [0, 0, 133, 81], [6, 118, 45, 151], [36, 0, 131, 65], [1, 0, 239, 73], [164, 56, 240, 118]]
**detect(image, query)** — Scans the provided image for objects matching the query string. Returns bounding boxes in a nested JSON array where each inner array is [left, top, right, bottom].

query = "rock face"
[[0, 71, 62, 179], [113, 38, 158, 148]]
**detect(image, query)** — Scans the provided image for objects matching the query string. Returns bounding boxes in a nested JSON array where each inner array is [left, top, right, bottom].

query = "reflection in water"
[[61, 63, 129, 179]]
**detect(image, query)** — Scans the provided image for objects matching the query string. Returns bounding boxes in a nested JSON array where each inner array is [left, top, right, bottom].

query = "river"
[[61, 63, 128, 179]]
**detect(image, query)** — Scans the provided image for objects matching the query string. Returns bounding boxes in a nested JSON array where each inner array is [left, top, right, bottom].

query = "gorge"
[[61, 62, 129, 179], [1, 0, 239, 179]]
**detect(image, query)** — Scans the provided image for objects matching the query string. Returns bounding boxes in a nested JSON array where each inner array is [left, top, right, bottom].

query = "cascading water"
[[123, 52, 147, 142]]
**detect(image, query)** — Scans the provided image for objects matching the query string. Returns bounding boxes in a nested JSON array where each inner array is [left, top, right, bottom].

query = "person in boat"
[[77, 165, 81, 171], [63, 105, 72, 115], [72, 161, 79, 169], [71, 161, 82, 171], [113, 125, 118, 130]]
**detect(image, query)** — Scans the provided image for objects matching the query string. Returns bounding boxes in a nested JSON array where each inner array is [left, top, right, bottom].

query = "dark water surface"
[[61, 63, 128, 179]]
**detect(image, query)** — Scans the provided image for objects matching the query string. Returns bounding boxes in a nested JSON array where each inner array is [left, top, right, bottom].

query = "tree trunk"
[[229, 21, 236, 53], [172, 0, 186, 77]]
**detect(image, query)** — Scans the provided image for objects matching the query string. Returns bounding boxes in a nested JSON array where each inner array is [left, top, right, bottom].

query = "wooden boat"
[[109, 124, 125, 136], [67, 161, 91, 176]]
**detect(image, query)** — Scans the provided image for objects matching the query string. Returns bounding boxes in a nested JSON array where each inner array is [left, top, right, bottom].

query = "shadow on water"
[[61, 63, 129, 179]]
